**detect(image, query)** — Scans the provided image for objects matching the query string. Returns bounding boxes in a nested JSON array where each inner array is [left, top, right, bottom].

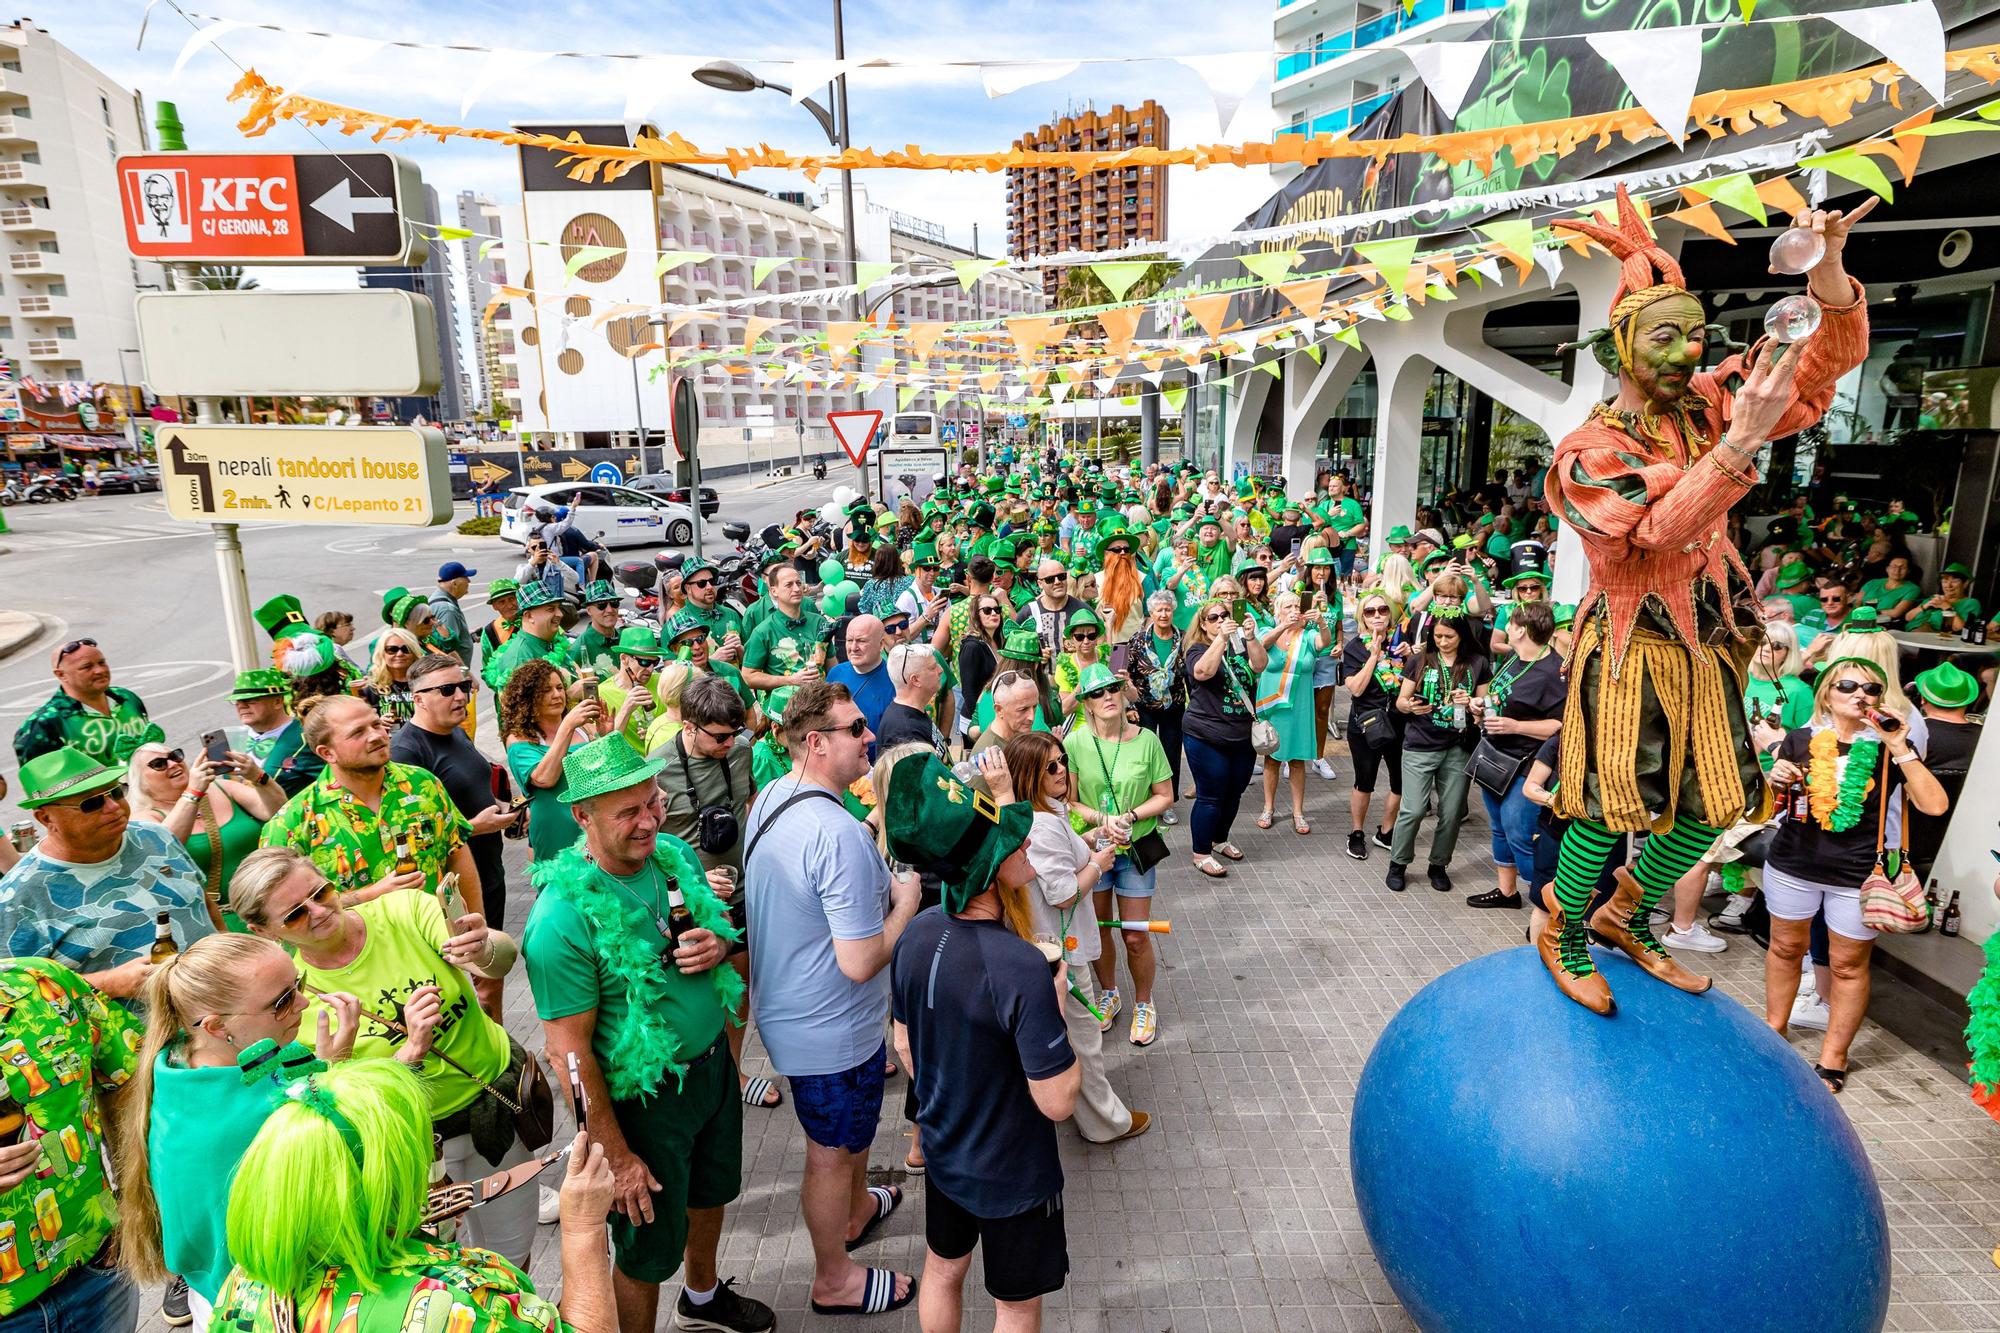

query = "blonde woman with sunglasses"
[[1340, 589, 1407, 861], [128, 741, 286, 933]]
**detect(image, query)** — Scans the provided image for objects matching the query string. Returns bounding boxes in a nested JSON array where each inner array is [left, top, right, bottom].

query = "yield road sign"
[[117, 151, 426, 265], [157, 425, 451, 526], [828, 410, 882, 469]]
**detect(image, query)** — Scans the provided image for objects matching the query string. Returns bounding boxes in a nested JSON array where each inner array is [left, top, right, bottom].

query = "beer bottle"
[[1923, 879, 1941, 933], [1941, 890, 1963, 938], [665, 878, 695, 948], [148, 911, 177, 964], [0, 1087, 24, 1146], [393, 834, 418, 877]]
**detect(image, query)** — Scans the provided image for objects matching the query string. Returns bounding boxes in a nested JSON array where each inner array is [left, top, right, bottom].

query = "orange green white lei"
[[1805, 727, 1878, 834]]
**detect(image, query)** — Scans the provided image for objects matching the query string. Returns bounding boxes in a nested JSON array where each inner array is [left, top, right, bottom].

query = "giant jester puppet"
[[1539, 186, 1876, 1014]]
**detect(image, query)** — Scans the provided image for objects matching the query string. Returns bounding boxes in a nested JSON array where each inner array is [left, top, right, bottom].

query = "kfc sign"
[[117, 151, 426, 266]]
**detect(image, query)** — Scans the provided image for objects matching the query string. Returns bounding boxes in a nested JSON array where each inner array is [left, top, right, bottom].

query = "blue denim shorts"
[[1103, 854, 1157, 901], [789, 1041, 888, 1153]]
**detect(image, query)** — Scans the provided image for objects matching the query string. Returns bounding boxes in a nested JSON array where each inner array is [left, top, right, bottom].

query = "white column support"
[[1281, 341, 1367, 489]]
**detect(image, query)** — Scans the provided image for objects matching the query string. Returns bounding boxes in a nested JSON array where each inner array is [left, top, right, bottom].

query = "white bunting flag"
[[1401, 40, 1492, 121], [461, 48, 555, 120], [1587, 26, 1703, 146], [981, 61, 1080, 99], [1176, 53, 1269, 137], [1827, 2, 1947, 106]]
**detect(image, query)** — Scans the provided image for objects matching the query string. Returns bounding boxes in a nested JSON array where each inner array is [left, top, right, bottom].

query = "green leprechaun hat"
[[253, 594, 309, 641], [884, 752, 1034, 912], [555, 733, 667, 805], [1000, 626, 1043, 661], [228, 668, 288, 701]]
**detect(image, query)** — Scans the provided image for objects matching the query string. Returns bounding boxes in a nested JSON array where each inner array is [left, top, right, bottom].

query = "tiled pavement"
[[140, 771, 2000, 1331]]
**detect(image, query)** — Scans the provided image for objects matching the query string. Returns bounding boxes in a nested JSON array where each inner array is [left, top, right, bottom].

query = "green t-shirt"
[[297, 890, 512, 1119], [1315, 497, 1366, 553], [1778, 591, 1819, 622], [1907, 596, 1982, 633], [481, 629, 571, 693], [569, 624, 621, 680], [1857, 578, 1923, 616], [597, 679, 656, 751], [211, 1240, 565, 1333], [1063, 725, 1173, 842], [505, 739, 580, 862], [742, 607, 827, 682], [0, 959, 139, 1317], [1744, 674, 1815, 731]]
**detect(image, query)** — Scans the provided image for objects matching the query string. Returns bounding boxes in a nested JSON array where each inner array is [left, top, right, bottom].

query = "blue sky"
[[57, 0, 1286, 265]]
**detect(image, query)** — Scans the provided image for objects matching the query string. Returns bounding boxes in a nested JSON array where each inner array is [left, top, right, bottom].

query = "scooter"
[[21, 476, 70, 504], [812, 457, 828, 481]]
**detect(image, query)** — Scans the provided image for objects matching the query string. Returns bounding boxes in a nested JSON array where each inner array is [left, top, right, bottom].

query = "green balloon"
[[818, 558, 845, 586], [819, 590, 846, 616]]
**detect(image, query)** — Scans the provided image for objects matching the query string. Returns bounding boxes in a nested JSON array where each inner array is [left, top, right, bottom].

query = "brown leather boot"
[[1537, 899, 1614, 1015], [1590, 866, 1714, 994]]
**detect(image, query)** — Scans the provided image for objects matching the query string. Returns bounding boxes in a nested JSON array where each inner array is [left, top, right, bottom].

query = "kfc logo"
[[126, 167, 190, 243]]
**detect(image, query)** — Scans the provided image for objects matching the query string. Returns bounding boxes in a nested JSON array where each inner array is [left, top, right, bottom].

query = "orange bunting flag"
[[905, 322, 949, 359], [1005, 315, 1061, 360], [1666, 200, 1737, 245], [743, 316, 784, 355], [1276, 276, 1331, 322], [1098, 305, 1144, 356], [1180, 292, 1233, 339], [825, 321, 865, 363]]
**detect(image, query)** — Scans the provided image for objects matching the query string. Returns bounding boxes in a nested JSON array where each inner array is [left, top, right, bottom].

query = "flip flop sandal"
[[1812, 1063, 1848, 1095], [1193, 855, 1229, 878], [1213, 842, 1245, 861], [845, 1185, 903, 1251], [811, 1268, 917, 1316], [1293, 816, 1311, 835], [1255, 811, 1275, 829], [902, 1153, 925, 1175], [740, 1076, 783, 1109]]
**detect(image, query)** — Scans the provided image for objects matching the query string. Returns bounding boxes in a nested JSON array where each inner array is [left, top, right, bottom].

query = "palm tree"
[[1054, 257, 1176, 311], [190, 264, 258, 291]]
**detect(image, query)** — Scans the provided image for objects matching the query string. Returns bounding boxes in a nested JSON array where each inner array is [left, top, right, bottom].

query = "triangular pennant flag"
[[1238, 251, 1301, 287], [743, 316, 783, 355], [1535, 246, 1565, 286], [1304, 343, 1324, 365], [1333, 326, 1363, 350], [1586, 26, 1702, 146], [287, 35, 388, 99], [981, 61, 1080, 98], [1276, 276, 1331, 321], [171, 19, 243, 81], [953, 259, 1000, 290], [1827, 2, 1947, 105], [752, 256, 792, 286], [479, 238, 501, 260], [1473, 257, 1504, 286], [622, 56, 698, 120], [1667, 200, 1736, 244], [564, 246, 622, 282], [1141, 370, 1164, 388], [1049, 382, 1073, 406], [1174, 53, 1268, 136], [1093, 262, 1156, 301], [826, 322, 866, 362], [1401, 40, 1491, 120], [1256, 360, 1283, 381], [1161, 384, 1188, 414], [1862, 112, 1932, 183], [1689, 172, 1767, 224], [1353, 237, 1419, 296], [1005, 316, 1060, 359], [906, 322, 949, 359], [855, 261, 899, 290], [1738, 0, 1757, 18], [1093, 378, 1118, 396], [1382, 303, 1413, 322], [654, 251, 710, 277], [1801, 148, 1896, 202], [1755, 176, 1812, 220], [461, 48, 554, 120], [1098, 305, 1144, 355], [435, 225, 474, 242], [1474, 219, 1535, 279], [785, 59, 853, 103], [1180, 291, 1234, 339]]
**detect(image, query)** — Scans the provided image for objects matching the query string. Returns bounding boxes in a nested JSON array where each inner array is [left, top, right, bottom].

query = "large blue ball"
[[1351, 947, 1889, 1333]]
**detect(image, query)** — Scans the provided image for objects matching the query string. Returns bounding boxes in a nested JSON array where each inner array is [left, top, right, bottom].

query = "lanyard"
[[1487, 653, 1536, 710], [596, 859, 674, 940]]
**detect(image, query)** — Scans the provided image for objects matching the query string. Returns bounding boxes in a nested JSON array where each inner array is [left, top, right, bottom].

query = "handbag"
[[1222, 660, 1279, 756], [1352, 704, 1396, 751], [1467, 737, 1532, 798], [1858, 747, 1928, 934]]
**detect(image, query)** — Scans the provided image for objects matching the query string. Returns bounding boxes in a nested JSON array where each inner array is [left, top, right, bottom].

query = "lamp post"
[[644, 314, 702, 558], [114, 346, 143, 454], [695, 2, 866, 495]]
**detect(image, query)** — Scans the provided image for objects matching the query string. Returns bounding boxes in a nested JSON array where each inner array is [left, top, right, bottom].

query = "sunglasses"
[[1820, 594, 1846, 604], [1105, 546, 1132, 557], [979, 607, 1002, 617], [1204, 612, 1229, 624], [1080, 686, 1119, 702], [812, 717, 870, 739], [685, 577, 716, 590], [54, 637, 97, 664], [384, 644, 415, 656], [1040, 573, 1067, 584], [694, 725, 738, 746], [1044, 757, 1070, 775], [1071, 630, 1100, 642], [1832, 679, 1885, 698], [277, 881, 340, 930], [414, 680, 473, 697], [145, 749, 186, 771], [53, 783, 128, 814], [1362, 606, 1391, 616], [228, 971, 308, 1022]]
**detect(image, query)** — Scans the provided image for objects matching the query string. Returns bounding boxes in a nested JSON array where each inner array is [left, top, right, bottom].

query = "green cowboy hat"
[[883, 752, 1034, 912], [1074, 661, 1121, 698], [1914, 660, 1980, 709], [516, 582, 564, 612], [1842, 606, 1887, 633], [554, 734, 667, 804], [1420, 549, 1452, 570], [253, 594, 309, 641], [1451, 533, 1476, 551], [487, 577, 520, 601], [615, 625, 664, 658], [873, 510, 898, 534], [1304, 546, 1337, 567], [1000, 626, 1043, 661], [582, 580, 622, 606], [983, 475, 1005, 495], [988, 536, 1018, 564], [228, 668, 288, 701], [1385, 525, 1413, 544], [18, 746, 124, 810], [763, 684, 798, 721], [1775, 560, 1812, 587], [756, 548, 790, 571]]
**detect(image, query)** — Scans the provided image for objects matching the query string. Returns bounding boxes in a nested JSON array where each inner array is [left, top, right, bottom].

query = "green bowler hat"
[[1075, 661, 1121, 698], [1914, 660, 1979, 708], [615, 625, 664, 658], [884, 752, 1034, 912], [228, 668, 288, 701], [516, 582, 564, 612], [1000, 626, 1043, 661], [555, 734, 667, 804], [253, 594, 309, 641], [582, 580, 622, 606], [18, 746, 124, 809]]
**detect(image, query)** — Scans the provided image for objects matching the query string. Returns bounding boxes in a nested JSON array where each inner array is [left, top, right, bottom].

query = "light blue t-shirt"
[[826, 660, 895, 740], [0, 821, 214, 978], [743, 778, 892, 1077]]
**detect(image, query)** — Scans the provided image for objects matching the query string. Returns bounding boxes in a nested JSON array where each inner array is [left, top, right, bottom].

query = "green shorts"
[[607, 1038, 743, 1283]]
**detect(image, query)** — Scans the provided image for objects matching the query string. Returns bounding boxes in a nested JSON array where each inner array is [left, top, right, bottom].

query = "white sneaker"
[[1790, 993, 1830, 1032], [1310, 757, 1337, 780], [1662, 922, 1727, 954], [538, 1185, 560, 1225], [1648, 906, 1671, 928], [1715, 895, 1752, 927]]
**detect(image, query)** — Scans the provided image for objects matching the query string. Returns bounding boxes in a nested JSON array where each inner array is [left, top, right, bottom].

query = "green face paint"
[[1622, 293, 1707, 410]]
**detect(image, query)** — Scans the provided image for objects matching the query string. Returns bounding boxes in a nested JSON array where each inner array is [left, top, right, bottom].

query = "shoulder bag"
[[1084, 730, 1171, 873], [1220, 655, 1280, 756], [1468, 737, 1532, 798], [1859, 747, 1927, 934]]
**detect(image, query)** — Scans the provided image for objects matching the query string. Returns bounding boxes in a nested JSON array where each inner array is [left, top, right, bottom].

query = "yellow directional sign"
[[467, 459, 513, 486], [560, 458, 591, 480], [157, 424, 452, 526]]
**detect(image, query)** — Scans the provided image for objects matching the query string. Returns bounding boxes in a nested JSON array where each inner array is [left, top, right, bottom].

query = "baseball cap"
[[438, 561, 478, 582]]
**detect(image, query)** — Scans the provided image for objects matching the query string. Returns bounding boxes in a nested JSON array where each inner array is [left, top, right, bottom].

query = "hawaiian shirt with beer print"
[[212, 1241, 568, 1333], [0, 958, 140, 1316], [10, 687, 164, 769], [259, 763, 470, 896]]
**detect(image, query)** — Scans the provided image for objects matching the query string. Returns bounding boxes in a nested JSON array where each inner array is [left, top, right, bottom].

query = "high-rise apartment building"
[[1006, 101, 1168, 302], [361, 183, 465, 424], [1271, 0, 1508, 181], [456, 190, 506, 416], [0, 20, 163, 407]]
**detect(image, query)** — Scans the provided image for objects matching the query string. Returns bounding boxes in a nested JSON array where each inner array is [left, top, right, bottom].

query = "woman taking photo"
[[229, 846, 540, 1266], [363, 626, 424, 725], [1465, 602, 1564, 910], [1127, 590, 1186, 823], [208, 1060, 614, 1333], [1386, 609, 1489, 894], [501, 658, 603, 862], [1295, 547, 1345, 781], [1182, 597, 1269, 878], [1005, 731, 1147, 1137], [114, 934, 363, 1330], [1762, 657, 1947, 1093], [1342, 588, 1406, 861], [1254, 591, 1333, 835], [1065, 663, 1175, 1046], [128, 742, 287, 932]]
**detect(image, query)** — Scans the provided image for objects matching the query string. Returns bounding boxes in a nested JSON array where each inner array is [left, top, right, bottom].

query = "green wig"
[[224, 1059, 432, 1298]]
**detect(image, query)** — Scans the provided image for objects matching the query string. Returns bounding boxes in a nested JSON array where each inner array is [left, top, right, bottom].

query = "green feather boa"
[[529, 834, 745, 1101], [1966, 929, 2000, 1121]]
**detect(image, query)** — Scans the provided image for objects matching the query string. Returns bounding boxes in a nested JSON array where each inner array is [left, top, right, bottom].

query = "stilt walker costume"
[[1540, 186, 1874, 1014]]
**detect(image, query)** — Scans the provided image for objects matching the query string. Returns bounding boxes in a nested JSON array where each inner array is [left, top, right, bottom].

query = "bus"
[[889, 412, 940, 447]]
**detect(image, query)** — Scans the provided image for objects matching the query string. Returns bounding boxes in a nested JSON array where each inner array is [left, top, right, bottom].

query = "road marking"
[[0, 660, 234, 716], [0, 524, 206, 552]]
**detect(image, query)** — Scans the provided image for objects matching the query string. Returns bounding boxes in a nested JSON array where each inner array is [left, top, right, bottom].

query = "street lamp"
[[114, 346, 143, 454]]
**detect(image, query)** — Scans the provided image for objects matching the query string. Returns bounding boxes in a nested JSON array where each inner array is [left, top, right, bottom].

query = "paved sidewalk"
[[138, 772, 2000, 1331], [0, 610, 44, 663]]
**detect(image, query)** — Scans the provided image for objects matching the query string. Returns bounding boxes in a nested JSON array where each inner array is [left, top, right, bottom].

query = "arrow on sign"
[[827, 409, 882, 469], [467, 460, 511, 486], [310, 176, 396, 233], [160, 431, 214, 514], [560, 459, 591, 480]]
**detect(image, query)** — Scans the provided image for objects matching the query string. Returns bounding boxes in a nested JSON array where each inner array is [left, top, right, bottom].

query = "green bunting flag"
[[1472, 220, 1534, 266], [654, 250, 711, 277], [856, 261, 899, 290], [1799, 148, 1895, 202], [1238, 251, 1301, 287], [1689, 172, 1767, 224], [1093, 261, 1156, 301], [563, 245, 621, 280], [435, 224, 474, 242], [952, 259, 1000, 290], [752, 256, 792, 285], [1161, 384, 1187, 414], [1353, 237, 1419, 296]]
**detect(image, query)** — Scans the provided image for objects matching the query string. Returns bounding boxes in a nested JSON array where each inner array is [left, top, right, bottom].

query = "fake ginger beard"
[[1100, 550, 1142, 632]]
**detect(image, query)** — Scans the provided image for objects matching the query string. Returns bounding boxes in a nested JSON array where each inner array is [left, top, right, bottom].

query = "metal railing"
[[1275, 0, 1508, 82]]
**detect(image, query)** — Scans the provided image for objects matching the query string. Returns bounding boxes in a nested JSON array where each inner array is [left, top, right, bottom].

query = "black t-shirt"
[[877, 700, 946, 758], [389, 721, 505, 909], [1268, 523, 1308, 559], [1182, 646, 1256, 747], [1399, 654, 1492, 753], [1484, 651, 1567, 759], [891, 909, 1074, 1217], [1339, 636, 1402, 716], [1769, 728, 1907, 884]]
